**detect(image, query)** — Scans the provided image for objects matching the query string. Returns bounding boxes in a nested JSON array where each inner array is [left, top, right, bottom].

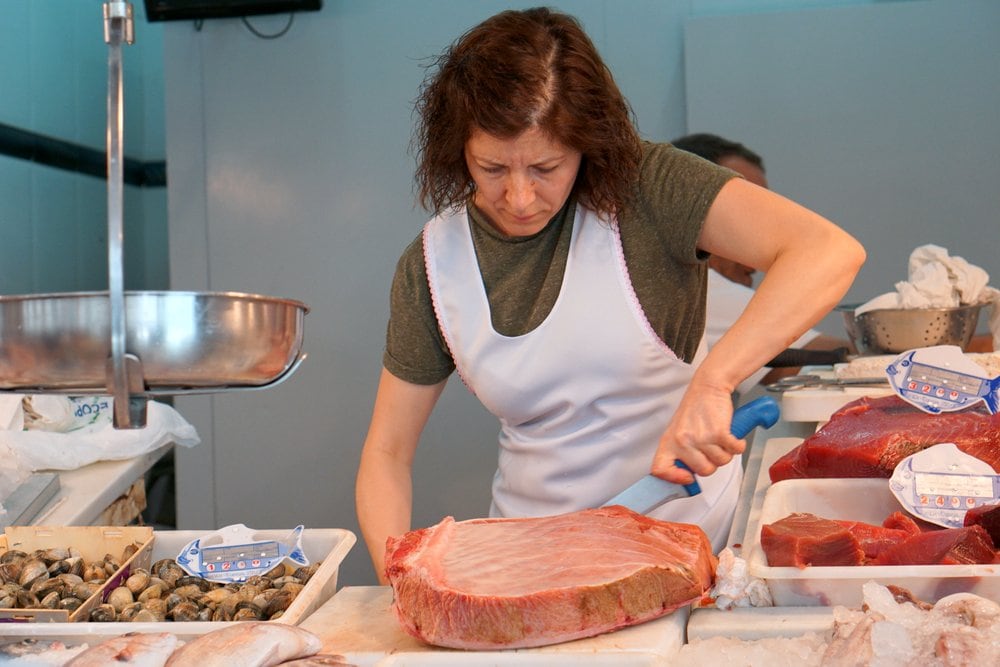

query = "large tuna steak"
[[770, 395, 1000, 482], [384, 505, 716, 650]]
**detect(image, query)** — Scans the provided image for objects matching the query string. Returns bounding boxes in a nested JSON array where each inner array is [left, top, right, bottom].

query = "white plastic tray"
[[744, 478, 1000, 606]]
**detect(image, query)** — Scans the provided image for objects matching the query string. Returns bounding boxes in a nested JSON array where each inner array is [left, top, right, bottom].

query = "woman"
[[356, 7, 865, 581]]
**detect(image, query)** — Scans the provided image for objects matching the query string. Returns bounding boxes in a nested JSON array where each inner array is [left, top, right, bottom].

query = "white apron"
[[423, 206, 740, 551]]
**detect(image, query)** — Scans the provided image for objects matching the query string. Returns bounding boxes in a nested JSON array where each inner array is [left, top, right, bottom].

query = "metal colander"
[[840, 303, 984, 355]]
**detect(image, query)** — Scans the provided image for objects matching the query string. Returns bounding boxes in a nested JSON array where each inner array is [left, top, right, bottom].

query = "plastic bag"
[[0, 396, 200, 472]]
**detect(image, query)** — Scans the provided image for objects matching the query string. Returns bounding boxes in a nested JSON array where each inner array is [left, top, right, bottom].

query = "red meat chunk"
[[873, 525, 997, 565], [834, 511, 923, 561], [964, 502, 1000, 546], [760, 513, 865, 567], [770, 395, 1000, 482]]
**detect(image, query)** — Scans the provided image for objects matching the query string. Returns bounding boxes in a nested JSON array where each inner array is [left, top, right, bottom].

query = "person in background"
[[671, 133, 854, 391], [356, 8, 865, 581]]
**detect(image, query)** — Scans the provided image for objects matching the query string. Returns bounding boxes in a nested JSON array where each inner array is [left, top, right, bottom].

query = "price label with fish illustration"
[[885, 345, 1000, 414], [175, 523, 309, 583], [890, 443, 1000, 528]]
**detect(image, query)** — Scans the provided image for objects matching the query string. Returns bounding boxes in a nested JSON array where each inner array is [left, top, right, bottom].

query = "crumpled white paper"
[[0, 396, 200, 472], [857, 244, 1000, 350]]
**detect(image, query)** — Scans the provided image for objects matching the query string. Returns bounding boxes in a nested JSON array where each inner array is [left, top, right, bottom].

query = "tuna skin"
[[770, 395, 1000, 482]]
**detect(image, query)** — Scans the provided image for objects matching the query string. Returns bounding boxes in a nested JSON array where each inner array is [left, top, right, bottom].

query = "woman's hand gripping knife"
[[652, 178, 866, 485]]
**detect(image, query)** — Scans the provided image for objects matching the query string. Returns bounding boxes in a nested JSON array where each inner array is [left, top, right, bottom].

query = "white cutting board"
[[300, 586, 686, 666]]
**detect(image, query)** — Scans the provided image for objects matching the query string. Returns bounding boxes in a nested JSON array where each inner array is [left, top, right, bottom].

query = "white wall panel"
[[685, 0, 1000, 335]]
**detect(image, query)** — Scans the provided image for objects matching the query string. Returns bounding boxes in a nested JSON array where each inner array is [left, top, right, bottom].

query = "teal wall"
[[0, 0, 167, 294]]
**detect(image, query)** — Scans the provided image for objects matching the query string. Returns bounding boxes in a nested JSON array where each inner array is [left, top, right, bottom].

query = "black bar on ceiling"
[[0, 122, 166, 187]]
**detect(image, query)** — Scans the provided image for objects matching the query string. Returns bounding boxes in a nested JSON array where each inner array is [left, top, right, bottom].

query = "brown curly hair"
[[413, 7, 642, 218]]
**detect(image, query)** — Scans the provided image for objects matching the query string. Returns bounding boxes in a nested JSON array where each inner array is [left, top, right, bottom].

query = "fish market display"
[[676, 582, 1000, 666], [65, 632, 178, 666], [769, 395, 1000, 482], [164, 622, 323, 667], [385, 505, 716, 649]]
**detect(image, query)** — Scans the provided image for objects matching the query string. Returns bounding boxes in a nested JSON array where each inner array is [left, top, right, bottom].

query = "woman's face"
[[465, 126, 582, 237]]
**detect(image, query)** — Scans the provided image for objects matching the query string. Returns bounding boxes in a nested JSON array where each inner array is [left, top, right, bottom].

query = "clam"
[[143, 597, 168, 616], [200, 587, 236, 607], [169, 600, 200, 622], [118, 601, 143, 622], [264, 562, 286, 579], [15, 590, 39, 608], [211, 606, 233, 621], [82, 563, 106, 582], [233, 604, 263, 621], [72, 581, 101, 601], [125, 569, 150, 594], [106, 586, 134, 612], [0, 550, 27, 564], [0, 561, 22, 584], [293, 564, 319, 583], [0, 594, 15, 608], [152, 559, 184, 587], [137, 583, 165, 603], [39, 590, 61, 609], [89, 603, 117, 622], [38, 548, 70, 564], [17, 559, 48, 588], [122, 542, 141, 561], [176, 575, 213, 592], [58, 596, 83, 612], [264, 587, 297, 618]]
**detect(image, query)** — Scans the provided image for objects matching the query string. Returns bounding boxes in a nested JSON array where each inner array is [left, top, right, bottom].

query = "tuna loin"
[[384, 505, 716, 649], [873, 525, 998, 566], [769, 395, 1000, 482], [760, 513, 866, 567]]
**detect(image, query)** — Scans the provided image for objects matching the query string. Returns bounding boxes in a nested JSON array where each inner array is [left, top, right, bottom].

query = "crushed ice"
[[678, 580, 1000, 666]]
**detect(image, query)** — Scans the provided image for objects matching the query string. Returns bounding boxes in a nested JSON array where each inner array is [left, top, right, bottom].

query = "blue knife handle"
[[676, 396, 781, 497]]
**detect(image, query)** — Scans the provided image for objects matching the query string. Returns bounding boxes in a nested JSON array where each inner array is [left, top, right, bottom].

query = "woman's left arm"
[[652, 178, 866, 484]]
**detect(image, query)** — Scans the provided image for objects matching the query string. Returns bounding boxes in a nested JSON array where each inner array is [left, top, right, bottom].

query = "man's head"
[[671, 133, 768, 286]]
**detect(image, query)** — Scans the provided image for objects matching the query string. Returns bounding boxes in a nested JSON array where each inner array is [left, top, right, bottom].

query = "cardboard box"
[[0, 525, 153, 623], [0, 527, 354, 642], [745, 478, 1000, 606]]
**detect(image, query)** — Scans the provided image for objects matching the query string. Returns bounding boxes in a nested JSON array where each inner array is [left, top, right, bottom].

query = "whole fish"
[[277, 656, 355, 666], [65, 632, 178, 667], [164, 622, 322, 667]]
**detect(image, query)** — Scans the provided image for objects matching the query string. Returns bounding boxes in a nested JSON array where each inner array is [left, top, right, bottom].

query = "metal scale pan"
[[0, 2, 308, 430]]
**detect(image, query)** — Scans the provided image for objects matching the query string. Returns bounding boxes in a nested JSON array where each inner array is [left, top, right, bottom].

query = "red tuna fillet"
[[384, 506, 716, 650], [770, 395, 1000, 482], [873, 525, 997, 565], [834, 511, 923, 561], [760, 513, 866, 567], [964, 502, 1000, 545]]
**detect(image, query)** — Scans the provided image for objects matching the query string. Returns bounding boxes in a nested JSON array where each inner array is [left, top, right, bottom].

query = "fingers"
[[652, 436, 746, 480]]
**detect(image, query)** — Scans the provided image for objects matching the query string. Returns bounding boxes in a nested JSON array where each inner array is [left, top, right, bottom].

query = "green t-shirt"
[[383, 141, 735, 385]]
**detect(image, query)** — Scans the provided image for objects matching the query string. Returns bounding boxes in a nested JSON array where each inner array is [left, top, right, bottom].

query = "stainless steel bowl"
[[841, 303, 983, 355], [0, 291, 308, 393]]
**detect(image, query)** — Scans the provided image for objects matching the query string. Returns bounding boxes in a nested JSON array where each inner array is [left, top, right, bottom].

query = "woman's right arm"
[[355, 368, 447, 583]]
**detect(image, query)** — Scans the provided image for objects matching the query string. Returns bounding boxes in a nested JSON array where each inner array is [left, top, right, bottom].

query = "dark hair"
[[670, 133, 765, 171], [413, 7, 642, 217]]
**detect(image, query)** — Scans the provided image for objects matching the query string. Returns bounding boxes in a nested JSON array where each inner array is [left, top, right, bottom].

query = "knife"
[[601, 395, 780, 514]]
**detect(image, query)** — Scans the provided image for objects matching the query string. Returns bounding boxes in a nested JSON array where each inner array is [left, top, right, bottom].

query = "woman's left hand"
[[650, 381, 743, 484]]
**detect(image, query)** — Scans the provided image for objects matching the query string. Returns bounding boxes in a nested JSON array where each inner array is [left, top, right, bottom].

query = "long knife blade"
[[601, 395, 780, 514]]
